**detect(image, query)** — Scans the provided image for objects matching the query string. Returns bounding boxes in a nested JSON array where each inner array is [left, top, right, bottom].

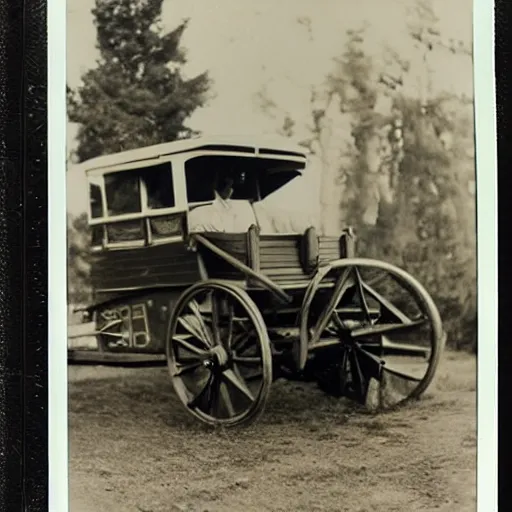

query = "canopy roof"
[[76, 135, 309, 175]]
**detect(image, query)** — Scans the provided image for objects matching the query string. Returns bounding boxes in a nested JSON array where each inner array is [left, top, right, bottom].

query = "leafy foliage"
[[338, 39, 477, 352], [67, 0, 212, 163], [67, 213, 92, 305], [260, 15, 476, 352]]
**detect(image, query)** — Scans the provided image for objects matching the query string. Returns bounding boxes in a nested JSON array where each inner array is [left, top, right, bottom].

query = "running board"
[[68, 350, 166, 365]]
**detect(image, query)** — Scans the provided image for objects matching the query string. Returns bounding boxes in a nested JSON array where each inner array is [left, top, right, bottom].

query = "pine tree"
[[66, 0, 212, 305], [67, 0, 212, 163]]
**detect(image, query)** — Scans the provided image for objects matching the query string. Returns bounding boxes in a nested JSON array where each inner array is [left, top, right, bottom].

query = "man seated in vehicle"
[[188, 169, 257, 233]]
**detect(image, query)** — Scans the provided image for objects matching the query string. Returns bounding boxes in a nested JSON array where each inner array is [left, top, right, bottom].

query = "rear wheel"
[[300, 259, 445, 410], [166, 281, 273, 427]]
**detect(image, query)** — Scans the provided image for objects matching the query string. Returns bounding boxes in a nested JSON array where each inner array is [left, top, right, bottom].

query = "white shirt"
[[188, 192, 257, 233], [252, 201, 319, 234]]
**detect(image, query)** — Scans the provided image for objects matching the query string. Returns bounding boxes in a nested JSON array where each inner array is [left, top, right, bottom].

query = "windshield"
[[184, 154, 304, 204]]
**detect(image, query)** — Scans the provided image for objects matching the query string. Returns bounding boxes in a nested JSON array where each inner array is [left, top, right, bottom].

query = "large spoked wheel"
[[166, 281, 273, 427], [300, 258, 445, 411]]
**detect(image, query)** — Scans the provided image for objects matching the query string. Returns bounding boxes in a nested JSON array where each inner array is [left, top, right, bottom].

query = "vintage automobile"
[[69, 136, 445, 427]]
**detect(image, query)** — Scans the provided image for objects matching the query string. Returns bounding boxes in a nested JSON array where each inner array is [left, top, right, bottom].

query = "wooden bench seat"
[[197, 226, 353, 288]]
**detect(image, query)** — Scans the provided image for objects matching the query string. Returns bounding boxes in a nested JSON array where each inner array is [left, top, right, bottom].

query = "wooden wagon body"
[[69, 136, 445, 427]]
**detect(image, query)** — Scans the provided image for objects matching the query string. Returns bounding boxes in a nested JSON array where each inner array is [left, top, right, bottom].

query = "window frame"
[[86, 158, 187, 250], [85, 150, 307, 251]]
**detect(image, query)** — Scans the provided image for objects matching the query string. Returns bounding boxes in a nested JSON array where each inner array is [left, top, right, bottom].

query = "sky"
[[66, 0, 474, 216]]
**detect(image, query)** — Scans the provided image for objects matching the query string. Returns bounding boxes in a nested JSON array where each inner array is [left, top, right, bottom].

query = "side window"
[[185, 158, 216, 203], [89, 183, 104, 219], [105, 172, 141, 216], [144, 163, 175, 209]]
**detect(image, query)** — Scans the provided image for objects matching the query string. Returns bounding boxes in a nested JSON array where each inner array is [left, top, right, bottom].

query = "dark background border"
[[496, 0, 510, 510], [0, 0, 48, 510], [0, 0, 504, 510]]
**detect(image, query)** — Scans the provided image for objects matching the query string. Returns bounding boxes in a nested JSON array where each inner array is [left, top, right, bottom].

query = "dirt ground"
[[68, 349, 476, 512]]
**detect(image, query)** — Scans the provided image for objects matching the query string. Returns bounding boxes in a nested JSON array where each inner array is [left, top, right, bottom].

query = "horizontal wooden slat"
[[259, 239, 300, 249], [260, 264, 301, 272], [263, 267, 309, 276], [90, 241, 193, 265], [319, 254, 340, 262], [260, 254, 301, 263], [201, 232, 247, 242], [91, 262, 199, 281], [259, 247, 301, 256], [91, 274, 200, 291], [91, 242, 200, 289], [319, 236, 340, 243], [93, 255, 197, 273], [68, 350, 166, 364]]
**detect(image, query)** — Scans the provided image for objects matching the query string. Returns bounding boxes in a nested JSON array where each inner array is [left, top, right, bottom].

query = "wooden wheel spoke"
[[178, 316, 211, 347], [244, 372, 264, 382], [219, 382, 236, 418], [353, 345, 385, 381], [208, 373, 222, 416], [225, 301, 235, 349], [173, 334, 208, 356], [231, 332, 253, 354], [187, 300, 213, 345], [382, 366, 422, 383], [348, 348, 366, 398], [173, 361, 203, 377], [339, 348, 350, 391], [354, 267, 372, 323], [351, 318, 426, 338], [222, 369, 255, 402], [187, 372, 215, 409], [311, 267, 354, 345], [210, 291, 222, 347], [332, 311, 346, 332], [232, 356, 261, 366], [361, 282, 411, 324]]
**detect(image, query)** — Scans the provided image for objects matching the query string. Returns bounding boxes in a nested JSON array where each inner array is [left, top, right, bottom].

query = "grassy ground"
[[68, 349, 476, 512]]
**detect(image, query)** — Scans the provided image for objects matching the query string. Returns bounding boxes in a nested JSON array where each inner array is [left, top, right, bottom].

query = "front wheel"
[[166, 281, 273, 427], [300, 258, 445, 410]]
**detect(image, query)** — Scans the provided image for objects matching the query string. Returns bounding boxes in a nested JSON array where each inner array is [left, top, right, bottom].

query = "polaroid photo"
[[48, 0, 497, 510]]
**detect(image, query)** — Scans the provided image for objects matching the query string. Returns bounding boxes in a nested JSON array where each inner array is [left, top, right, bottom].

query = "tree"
[[67, 0, 212, 163], [256, 2, 477, 351], [67, 213, 92, 305], [67, 0, 213, 305]]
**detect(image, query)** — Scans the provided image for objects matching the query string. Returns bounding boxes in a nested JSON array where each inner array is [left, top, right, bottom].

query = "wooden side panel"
[[196, 232, 249, 279], [91, 289, 183, 354], [90, 241, 201, 293], [318, 236, 343, 264], [259, 234, 310, 285]]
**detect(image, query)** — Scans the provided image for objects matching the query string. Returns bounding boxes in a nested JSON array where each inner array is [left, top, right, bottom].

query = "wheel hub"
[[204, 344, 230, 369]]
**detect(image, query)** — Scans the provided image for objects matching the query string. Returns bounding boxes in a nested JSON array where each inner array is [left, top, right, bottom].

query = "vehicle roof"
[[76, 135, 309, 174]]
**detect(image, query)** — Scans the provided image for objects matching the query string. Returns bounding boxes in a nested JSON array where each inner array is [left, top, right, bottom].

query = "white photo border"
[[473, 0, 498, 510], [48, 1, 497, 510], [48, 0, 68, 510]]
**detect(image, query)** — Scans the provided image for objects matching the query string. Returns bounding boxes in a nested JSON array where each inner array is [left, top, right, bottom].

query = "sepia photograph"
[[63, 0, 487, 510]]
